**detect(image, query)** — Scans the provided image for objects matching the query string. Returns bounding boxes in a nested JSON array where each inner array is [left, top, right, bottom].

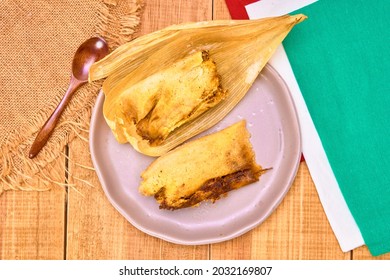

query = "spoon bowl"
[[29, 37, 109, 159], [72, 38, 109, 81]]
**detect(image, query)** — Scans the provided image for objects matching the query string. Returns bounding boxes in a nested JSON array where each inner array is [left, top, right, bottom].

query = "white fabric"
[[246, 0, 318, 18], [245, 0, 365, 252]]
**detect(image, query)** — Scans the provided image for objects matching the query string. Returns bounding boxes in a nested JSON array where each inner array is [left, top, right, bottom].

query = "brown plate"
[[89, 64, 301, 245]]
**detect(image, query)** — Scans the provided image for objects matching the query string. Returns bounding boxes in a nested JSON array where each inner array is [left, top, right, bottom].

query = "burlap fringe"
[[0, 0, 144, 195], [97, 0, 144, 49]]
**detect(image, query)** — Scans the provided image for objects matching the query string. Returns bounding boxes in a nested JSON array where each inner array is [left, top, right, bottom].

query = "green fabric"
[[283, 1, 390, 256]]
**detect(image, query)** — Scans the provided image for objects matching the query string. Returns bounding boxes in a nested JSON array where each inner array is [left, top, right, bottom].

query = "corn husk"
[[89, 14, 307, 156]]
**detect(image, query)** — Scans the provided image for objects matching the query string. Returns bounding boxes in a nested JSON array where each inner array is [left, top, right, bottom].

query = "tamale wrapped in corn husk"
[[105, 50, 227, 146], [139, 120, 266, 210], [89, 14, 307, 156]]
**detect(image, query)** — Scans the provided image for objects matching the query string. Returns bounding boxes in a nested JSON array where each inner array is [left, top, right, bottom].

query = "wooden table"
[[1, 0, 389, 260]]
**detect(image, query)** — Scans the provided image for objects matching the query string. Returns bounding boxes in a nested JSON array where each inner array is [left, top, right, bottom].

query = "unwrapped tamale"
[[139, 120, 266, 210]]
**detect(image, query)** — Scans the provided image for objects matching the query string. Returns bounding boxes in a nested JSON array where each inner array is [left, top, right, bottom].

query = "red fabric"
[[224, 0, 305, 162], [225, 0, 259, 19]]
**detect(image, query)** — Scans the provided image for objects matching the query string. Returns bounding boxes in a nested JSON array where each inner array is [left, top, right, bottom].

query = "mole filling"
[[156, 168, 265, 210]]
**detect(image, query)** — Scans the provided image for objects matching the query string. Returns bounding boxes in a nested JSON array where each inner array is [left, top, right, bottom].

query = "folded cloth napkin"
[[226, 0, 390, 256], [283, 0, 390, 257]]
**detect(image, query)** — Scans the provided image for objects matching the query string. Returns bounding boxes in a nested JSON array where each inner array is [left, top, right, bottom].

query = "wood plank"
[[0, 161, 66, 260], [352, 246, 390, 260], [249, 163, 349, 259], [66, 0, 212, 260], [159, 243, 209, 260], [210, 233, 253, 260], [141, 0, 212, 31], [213, 0, 231, 20]]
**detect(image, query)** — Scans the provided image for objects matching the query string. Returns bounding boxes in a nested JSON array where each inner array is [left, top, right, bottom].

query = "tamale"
[[90, 14, 307, 156], [105, 50, 226, 146], [139, 121, 266, 210]]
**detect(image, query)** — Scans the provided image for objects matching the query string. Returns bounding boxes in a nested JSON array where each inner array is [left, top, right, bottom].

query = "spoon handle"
[[29, 76, 84, 159]]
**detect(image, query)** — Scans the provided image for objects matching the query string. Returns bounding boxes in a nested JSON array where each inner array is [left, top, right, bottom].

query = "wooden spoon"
[[29, 37, 109, 159]]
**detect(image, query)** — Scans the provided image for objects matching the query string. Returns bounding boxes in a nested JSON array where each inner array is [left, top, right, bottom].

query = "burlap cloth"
[[0, 0, 144, 194]]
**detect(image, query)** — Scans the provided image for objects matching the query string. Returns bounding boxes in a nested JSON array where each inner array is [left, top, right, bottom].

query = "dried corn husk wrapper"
[[89, 14, 307, 156]]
